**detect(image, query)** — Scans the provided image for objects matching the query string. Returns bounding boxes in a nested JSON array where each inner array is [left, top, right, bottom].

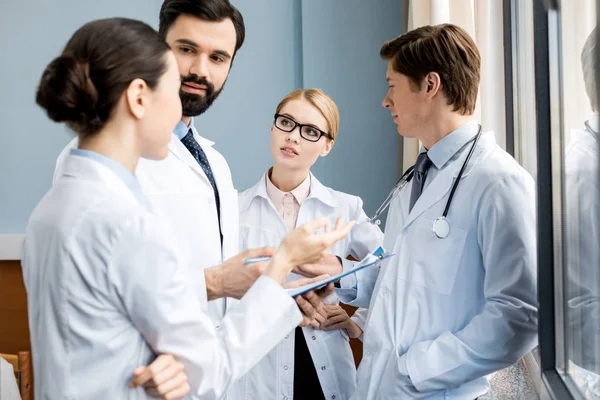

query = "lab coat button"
[[321, 366, 326, 371], [311, 335, 316, 340], [332, 396, 336, 399], [283, 365, 288, 370], [283, 397, 288, 400]]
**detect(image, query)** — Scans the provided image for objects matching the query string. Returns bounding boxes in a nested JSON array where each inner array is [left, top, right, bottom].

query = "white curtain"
[[402, 0, 506, 169]]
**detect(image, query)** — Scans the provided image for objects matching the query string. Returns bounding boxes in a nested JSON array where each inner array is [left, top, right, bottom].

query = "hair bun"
[[36, 53, 100, 130]]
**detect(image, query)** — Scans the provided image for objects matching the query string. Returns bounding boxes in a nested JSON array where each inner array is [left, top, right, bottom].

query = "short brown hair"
[[380, 23, 480, 115]]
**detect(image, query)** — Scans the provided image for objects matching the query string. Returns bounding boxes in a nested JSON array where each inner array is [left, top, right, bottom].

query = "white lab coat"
[[229, 172, 383, 400], [339, 127, 539, 399], [23, 153, 301, 399], [54, 123, 238, 324], [564, 121, 600, 375], [0, 358, 21, 400]]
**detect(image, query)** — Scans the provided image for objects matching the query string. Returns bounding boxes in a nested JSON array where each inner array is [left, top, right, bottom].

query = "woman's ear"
[[125, 78, 148, 120], [320, 139, 334, 156]]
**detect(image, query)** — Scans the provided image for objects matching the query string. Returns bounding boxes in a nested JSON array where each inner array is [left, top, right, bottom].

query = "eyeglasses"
[[273, 114, 333, 142]]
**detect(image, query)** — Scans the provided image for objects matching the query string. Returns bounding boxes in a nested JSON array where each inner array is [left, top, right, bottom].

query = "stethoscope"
[[368, 125, 483, 239]]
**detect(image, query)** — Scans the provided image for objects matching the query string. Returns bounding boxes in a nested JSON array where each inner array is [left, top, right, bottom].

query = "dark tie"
[[409, 151, 433, 212], [181, 130, 222, 238]]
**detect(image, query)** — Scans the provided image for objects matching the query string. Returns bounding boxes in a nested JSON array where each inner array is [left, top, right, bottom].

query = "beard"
[[179, 74, 225, 117]]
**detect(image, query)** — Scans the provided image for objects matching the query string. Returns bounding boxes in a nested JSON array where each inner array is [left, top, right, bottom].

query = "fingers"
[[334, 216, 343, 230], [143, 359, 183, 390], [303, 290, 327, 320], [130, 354, 173, 388], [317, 282, 334, 299], [299, 315, 312, 327], [250, 261, 268, 277], [324, 314, 349, 327], [244, 246, 276, 259], [300, 217, 330, 233], [291, 264, 316, 277], [323, 322, 347, 331], [145, 369, 189, 400], [284, 274, 330, 289], [323, 220, 356, 244], [325, 304, 342, 315], [295, 295, 316, 321]]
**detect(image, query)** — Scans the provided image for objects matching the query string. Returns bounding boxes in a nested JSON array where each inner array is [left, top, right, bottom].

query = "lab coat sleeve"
[[335, 196, 384, 308], [109, 214, 302, 400], [400, 173, 539, 393]]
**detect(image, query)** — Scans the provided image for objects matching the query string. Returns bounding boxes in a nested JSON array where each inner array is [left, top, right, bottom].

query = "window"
[[532, 0, 600, 398]]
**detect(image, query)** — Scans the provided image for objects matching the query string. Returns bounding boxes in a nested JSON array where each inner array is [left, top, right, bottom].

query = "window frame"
[[532, 0, 597, 398]]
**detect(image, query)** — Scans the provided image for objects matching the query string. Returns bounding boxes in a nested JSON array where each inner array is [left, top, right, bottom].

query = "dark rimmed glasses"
[[273, 114, 333, 142]]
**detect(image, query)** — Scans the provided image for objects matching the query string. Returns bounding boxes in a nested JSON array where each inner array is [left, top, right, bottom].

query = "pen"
[[244, 256, 272, 265]]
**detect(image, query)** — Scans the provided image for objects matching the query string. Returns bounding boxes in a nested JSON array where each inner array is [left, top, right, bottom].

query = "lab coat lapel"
[[402, 131, 494, 230], [167, 134, 209, 183], [403, 165, 456, 229]]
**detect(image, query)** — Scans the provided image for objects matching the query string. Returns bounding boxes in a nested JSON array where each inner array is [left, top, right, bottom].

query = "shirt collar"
[[173, 118, 191, 140], [265, 169, 311, 206], [69, 149, 147, 206], [172, 117, 215, 148], [240, 170, 339, 213], [423, 120, 480, 169]]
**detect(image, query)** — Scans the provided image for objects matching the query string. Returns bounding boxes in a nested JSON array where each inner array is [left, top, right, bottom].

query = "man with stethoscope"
[[336, 23, 539, 399]]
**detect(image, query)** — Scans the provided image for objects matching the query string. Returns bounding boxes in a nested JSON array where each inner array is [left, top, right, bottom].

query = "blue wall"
[[0, 0, 403, 233]]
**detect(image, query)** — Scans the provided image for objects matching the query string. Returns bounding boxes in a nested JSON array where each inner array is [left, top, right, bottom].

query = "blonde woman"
[[235, 89, 384, 400]]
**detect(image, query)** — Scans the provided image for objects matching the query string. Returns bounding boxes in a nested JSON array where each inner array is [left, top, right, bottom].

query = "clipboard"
[[286, 246, 393, 298]]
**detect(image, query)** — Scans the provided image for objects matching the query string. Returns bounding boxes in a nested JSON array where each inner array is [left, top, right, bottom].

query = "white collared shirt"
[[265, 171, 311, 232]]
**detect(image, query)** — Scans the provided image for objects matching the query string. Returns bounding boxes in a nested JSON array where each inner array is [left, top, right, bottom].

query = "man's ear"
[[424, 72, 442, 99]]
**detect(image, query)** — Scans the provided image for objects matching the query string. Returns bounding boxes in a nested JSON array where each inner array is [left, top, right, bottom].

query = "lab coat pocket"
[[403, 217, 468, 296]]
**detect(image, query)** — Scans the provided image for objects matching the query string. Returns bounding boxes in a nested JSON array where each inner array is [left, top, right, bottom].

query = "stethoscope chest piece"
[[432, 217, 451, 239]]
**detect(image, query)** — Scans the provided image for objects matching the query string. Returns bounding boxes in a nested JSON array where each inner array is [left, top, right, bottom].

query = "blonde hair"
[[275, 88, 340, 141]]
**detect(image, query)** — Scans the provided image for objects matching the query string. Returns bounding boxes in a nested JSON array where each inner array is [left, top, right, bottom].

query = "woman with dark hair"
[[23, 17, 354, 400]]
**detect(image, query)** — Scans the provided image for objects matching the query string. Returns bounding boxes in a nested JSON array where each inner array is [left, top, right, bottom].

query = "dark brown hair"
[[380, 23, 481, 115], [159, 0, 245, 58], [36, 18, 171, 136]]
